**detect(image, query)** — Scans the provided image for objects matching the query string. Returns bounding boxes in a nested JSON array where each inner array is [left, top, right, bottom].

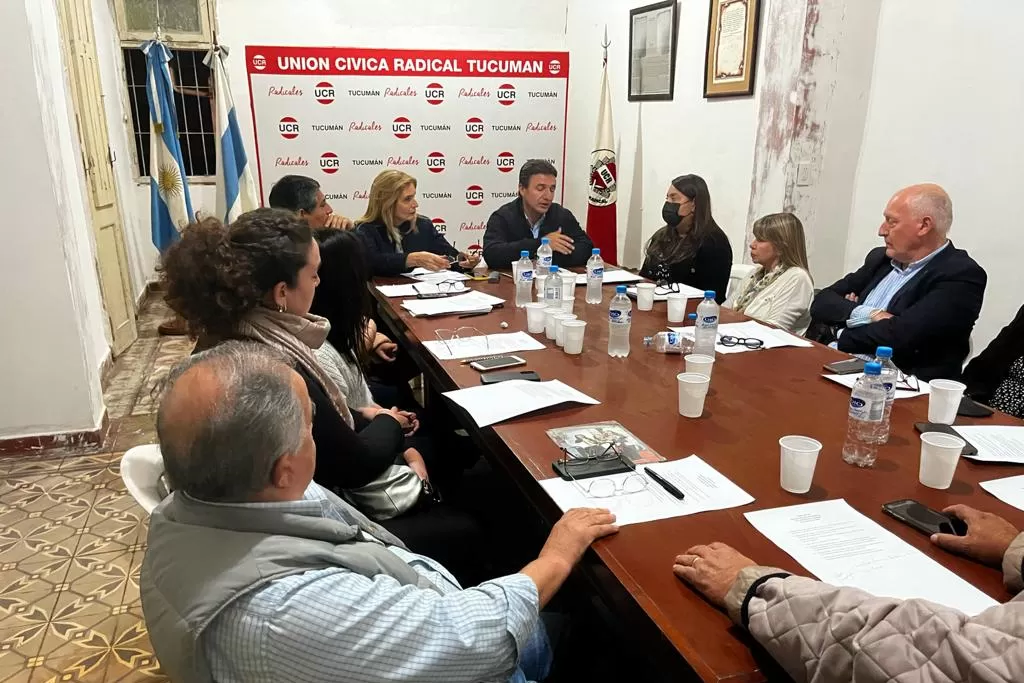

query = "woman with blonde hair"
[[726, 212, 815, 334], [354, 170, 481, 277]]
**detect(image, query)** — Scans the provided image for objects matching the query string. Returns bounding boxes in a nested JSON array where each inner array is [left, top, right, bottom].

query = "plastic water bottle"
[[537, 237, 553, 272], [586, 248, 604, 304], [871, 346, 898, 444], [607, 285, 632, 358], [543, 265, 562, 307], [692, 291, 720, 357], [515, 251, 534, 308], [643, 331, 692, 354], [842, 362, 887, 467]]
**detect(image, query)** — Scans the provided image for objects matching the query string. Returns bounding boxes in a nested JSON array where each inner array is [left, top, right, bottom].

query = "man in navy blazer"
[[810, 184, 986, 381], [482, 159, 593, 269]]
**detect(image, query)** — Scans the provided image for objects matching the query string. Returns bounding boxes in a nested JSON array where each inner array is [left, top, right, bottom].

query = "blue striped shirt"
[[203, 484, 543, 683], [847, 241, 950, 327]]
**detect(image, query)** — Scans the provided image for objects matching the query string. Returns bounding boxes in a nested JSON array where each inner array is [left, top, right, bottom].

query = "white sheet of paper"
[[668, 320, 813, 354], [980, 475, 1024, 512], [823, 373, 930, 399], [401, 268, 471, 283], [539, 455, 754, 526], [628, 282, 705, 301], [376, 282, 468, 298], [744, 499, 998, 615], [953, 426, 1024, 464], [400, 291, 505, 317], [422, 331, 546, 361], [574, 270, 644, 286], [442, 379, 599, 427]]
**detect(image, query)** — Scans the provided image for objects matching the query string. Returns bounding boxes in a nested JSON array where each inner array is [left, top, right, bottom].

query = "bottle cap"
[[541, 237, 550, 244], [875, 346, 893, 359], [704, 290, 716, 299], [616, 285, 627, 294], [642, 336, 654, 347], [864, 361, 882, 376], [592, 248, 600, 255], [550, 265, 559, 273], [688, 313, 697, 320], [520, 250, 529, 257]]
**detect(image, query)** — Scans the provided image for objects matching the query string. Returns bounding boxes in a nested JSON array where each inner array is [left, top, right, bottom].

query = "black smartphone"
[[914, 422, 978, 456], [958, 396, 995, 418], [480, 370, 541, 385], [882, 499, 968, 536], [824, 358, 865, 375]]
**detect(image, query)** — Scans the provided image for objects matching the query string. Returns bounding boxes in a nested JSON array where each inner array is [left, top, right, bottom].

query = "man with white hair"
[[141, 342, 618, 683], [810, 183, 986, 380]]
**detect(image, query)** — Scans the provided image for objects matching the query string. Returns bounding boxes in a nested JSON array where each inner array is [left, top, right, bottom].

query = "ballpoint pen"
[[644, 467, 685, 500]]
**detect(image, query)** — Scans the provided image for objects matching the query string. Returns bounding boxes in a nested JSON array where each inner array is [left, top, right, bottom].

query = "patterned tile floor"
[[0, 298, 192, 682]]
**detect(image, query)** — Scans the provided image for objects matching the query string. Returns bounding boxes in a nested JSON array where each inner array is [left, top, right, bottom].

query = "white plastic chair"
[[727, 263, 757, 300], [120, 444, 166, 514]]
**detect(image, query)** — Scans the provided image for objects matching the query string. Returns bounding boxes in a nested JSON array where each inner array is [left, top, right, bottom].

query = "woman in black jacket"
[[963, 303, 1024, 418], [639, 174, 733, 303], [354, 169, 481, 277]]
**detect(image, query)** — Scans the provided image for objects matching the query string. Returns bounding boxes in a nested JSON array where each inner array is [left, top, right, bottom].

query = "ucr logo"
[[496, 151, 515, 172], [497, 84, 516, 106], [320, 152, 340, 174], [548, 59, 561, 75], [466, 243, 483, 257], [392, 116, 412, 139], [425, 83, 445, 105], [426, 152, 446, 174], [314, 82, 335, 105], [465, 117, 484, 139], [278, 116, 299, 139], [252, 54, 266, 71], [465, 185, 484, 206], [432, 217, 447, 234]]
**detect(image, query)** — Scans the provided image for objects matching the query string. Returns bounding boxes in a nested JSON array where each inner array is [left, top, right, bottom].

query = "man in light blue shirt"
[[141, 342, 619, 683], [811, 184, 986, 380]]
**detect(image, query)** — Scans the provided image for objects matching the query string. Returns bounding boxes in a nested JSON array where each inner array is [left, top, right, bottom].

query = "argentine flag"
[[205, 46, 258, 223], [142, 40, 194, 251]]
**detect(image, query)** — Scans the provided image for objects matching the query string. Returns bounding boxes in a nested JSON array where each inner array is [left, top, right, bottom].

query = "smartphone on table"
[[469, 355, 527, 372], [882, 499, 968, 536], [824, 358, 865, 375]]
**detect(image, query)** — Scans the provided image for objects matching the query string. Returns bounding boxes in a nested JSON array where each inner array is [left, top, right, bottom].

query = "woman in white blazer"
[[726, 213, 814, 335]]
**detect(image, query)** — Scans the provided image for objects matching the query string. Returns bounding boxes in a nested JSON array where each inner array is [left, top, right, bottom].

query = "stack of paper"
[[401, 268, 471, 283], [627, 283, 705, 301], [823, 373, 930, 399], [980, 474, 1024, 512], [422, 331, 545, 361], [669, 320, 813, 354], [400, 291, 505, 317], [574, 270, 644, 286], [376, 282, 469, 298], [953, 425, 1024, 464], [540, 455, 754, 526], [744, 499, 997, 615], [442, 379, 599, 427]]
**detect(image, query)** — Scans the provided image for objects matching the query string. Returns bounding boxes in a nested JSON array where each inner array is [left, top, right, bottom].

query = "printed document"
[[823, 373, 930, 399], [954, 426, 1024, 464], [422, 331, 545, 361], [376, 282, 468, 298], [400, 291, 505, 317], [574, 270, 644, 286], [442, 379, 599, 427], [980, 474, 1024, 512], [744, 499, 997, 615], [670, 320, 813, 354]]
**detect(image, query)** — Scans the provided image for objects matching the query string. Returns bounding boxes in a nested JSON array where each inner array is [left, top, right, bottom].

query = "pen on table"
[[644, 467, 685, 500]]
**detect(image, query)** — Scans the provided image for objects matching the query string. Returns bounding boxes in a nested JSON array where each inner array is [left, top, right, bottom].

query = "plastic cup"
[[684, 354, 715, 379], [562, 320, 587, 354], [553, 314, 577, 347], [928, 379, 966, 425], [919, 432, 965, 489], [677, 372, 710, 417], [667, 293, 686, 322], [779, 436, 823, 494], [524, 302, 548, 334], [560, 272, 576, 311], [544, 306, 560, 340], [636, 283, 656, 311]]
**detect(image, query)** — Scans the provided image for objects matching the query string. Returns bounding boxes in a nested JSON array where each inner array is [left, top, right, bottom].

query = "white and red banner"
[[587, 60, 617, 265], [246, 46, 569, 256]]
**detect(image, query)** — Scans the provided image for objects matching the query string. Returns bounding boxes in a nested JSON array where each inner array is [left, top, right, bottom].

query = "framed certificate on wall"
[[704, 0, 763, 98], [628, 0, 678, 101]]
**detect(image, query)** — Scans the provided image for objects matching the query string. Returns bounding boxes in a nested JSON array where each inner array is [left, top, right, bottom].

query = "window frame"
[[113, 0, 212, 44]]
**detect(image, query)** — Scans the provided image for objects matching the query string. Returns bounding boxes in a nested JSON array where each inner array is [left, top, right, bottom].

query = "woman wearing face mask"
[[640, 174, 732, 303], [354, 170, 481, 277], [725, 213, 814, 334]]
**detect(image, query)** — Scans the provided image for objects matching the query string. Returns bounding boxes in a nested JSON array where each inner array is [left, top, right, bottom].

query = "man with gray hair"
[[141, 342, 618, 683], [268, 174, 353, 230], [810, 183, 986, 380]]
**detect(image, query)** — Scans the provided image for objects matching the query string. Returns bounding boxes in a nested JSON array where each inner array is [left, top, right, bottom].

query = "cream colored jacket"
[[726, 266, 814, 335]]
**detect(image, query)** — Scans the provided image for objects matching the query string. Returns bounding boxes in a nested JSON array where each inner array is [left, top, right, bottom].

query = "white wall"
[[564, 0, 762, 267], [847, 0, 1024, 354], [0, 0, 105, 438]]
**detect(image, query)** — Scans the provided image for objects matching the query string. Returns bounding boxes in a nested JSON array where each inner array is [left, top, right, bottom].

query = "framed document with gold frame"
[[703, 0, 762, 98]]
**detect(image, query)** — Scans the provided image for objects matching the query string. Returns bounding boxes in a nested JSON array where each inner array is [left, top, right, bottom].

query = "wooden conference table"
[[371, 272, 1024, 683]]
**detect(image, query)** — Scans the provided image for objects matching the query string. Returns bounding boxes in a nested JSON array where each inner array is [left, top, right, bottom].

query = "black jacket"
[[639, 226, 733, 303], [482, 197, 593, 269], [355, 216, 459, 277], [963, 303, 1024, 402], [810, 244, 987, 381]]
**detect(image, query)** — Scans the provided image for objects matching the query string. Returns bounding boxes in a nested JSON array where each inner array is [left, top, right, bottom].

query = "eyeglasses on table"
[[433, 326, 486, 356], [719, 335, 764, 349], [414, 279, 465, 295], [558, 442, 624, 466]]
